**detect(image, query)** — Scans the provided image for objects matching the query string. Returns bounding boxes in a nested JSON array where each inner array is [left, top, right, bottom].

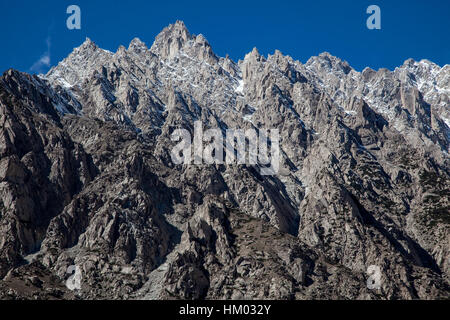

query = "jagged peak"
[[116, 45, 127, 55], [45, 36, 113, 86], [273, 49, 283, 57], [155, 20, 192, 43], [128, 37, 148, 51], [401, 58, 441, 70], [362, 66, 377, 80], [250, 47, 260, 56], [1, 69, 32, 85], [244, 47, 264, 62], [306, 52, 353, 74], [318, 51, 335, 59], [173, 20, 189, 33], [150, 20, 193, 59], [78, 37, 98, 51], [307, 52, 340, 65], [65, 37, 111, 61], [403, 58, 416, 66], [419, 59, 436, 66], [194, 33, 209, 46], [268, 49, 296, 63]]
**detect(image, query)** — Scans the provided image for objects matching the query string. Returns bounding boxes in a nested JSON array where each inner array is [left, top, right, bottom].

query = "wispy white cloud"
[[30, 36, 51, 73]]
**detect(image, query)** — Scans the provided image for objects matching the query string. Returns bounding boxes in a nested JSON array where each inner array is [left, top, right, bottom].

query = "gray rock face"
[[0, 21, 449, 300]]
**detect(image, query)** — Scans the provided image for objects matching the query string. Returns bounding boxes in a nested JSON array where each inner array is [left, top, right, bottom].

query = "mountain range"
[[0, 21, 448, 299]]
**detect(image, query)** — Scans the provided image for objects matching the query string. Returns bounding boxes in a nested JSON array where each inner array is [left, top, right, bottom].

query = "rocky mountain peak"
[[46, 37, 112, 88], [306, 52, 353, 75], [128, 37, 148, 53], [116, 45, 127, 55], [150, 20, 192, 59], [172, 20, 190, 35], [403, 58, 417, 67], [268, 49, 297, 67], [68, 37, 103, 61], [194, 33, 207, 45], [245, 47, 263, 60], [79, 37, 97, 50]]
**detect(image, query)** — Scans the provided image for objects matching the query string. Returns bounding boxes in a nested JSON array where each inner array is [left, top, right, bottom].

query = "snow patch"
[[235, 79, 244, 94], [344, 110, 357, 116], [56, 78, 73, 89], [442, 117, 450, 128]]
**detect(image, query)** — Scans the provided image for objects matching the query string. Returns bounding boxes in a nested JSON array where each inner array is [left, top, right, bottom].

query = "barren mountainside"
[[0, 21, 449, 299]]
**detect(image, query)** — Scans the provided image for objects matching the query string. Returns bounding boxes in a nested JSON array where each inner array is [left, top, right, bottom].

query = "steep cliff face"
[[0, 21, 448, 300]]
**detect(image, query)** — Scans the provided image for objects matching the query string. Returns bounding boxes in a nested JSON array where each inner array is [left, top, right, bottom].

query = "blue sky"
[[0, 0, 449, 74]]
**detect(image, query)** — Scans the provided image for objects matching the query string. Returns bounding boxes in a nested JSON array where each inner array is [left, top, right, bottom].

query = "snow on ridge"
[[235, 79, 244, 94]]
